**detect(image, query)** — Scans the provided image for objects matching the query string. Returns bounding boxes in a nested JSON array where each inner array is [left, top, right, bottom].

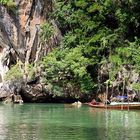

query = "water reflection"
[[0, 107, 8, 140], [88, 108, 140, 140], [0, 104, 40, 140], [0, 104, 139, 140]]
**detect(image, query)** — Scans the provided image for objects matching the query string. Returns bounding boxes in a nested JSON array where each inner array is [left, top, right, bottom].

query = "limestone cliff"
[[0, 0, 62, 102], [0, 0, 61, 82]]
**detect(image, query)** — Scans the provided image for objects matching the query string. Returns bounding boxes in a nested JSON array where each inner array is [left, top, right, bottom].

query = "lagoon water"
[[0, 103, 140, 140]]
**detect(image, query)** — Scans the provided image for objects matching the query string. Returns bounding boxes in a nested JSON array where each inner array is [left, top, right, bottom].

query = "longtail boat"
[[86, 102, 140, 110]]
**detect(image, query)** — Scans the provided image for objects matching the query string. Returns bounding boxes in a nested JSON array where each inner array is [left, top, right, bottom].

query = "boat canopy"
[[116, 96, 127, 99]]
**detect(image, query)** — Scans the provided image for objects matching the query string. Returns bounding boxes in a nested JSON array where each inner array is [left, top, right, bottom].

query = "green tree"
[[42, 46, 93, 97], [40, 0, 140, 98], [40, 22, 54, 44]]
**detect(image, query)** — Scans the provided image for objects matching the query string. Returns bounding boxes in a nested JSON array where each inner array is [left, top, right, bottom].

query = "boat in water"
[[86, 102, 140, 110]]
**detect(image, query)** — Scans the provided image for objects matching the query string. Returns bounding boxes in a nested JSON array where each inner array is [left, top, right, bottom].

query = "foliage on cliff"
[[5, 63, 23, 81], [0, 0, 16, 8], [42, 46, 93, 97], [3, 0, 140, 99], [5, 62, 34, 82], [41, 0, 140, 97], [40, 22, 55, 44]]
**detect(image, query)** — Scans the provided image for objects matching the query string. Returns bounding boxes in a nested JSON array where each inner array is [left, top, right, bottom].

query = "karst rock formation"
[[0, 0, 62, 102]]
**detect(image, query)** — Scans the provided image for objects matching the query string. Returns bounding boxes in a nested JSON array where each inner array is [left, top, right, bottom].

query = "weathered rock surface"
[[0, 0, 61, 81], [0, 0, 62, 102]]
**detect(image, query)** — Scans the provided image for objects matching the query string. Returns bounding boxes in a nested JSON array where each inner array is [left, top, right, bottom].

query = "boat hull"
[[86, 103, 140, 110]]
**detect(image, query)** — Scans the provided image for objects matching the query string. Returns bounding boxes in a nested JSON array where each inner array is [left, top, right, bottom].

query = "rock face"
[[0, 1, 139, 103], [0, 0, 61, 82], [97, 62, 140, 101], [0, 0, 62, 102]]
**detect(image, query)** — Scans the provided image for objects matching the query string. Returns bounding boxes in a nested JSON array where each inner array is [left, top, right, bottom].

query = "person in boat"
[[91, 99, 102, 105], [91, 99, 97, 105]]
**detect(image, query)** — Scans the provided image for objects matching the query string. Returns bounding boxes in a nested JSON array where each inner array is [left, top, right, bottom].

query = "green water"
[[0, 104, 140, 140]]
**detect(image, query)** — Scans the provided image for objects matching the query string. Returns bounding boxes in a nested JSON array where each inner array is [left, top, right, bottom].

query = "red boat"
[[86, 102, 140, 110]]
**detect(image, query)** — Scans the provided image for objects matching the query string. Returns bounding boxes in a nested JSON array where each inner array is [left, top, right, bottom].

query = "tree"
[[40, 0, 140, 98]]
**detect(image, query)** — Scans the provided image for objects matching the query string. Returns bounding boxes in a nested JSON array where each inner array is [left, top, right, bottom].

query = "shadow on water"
[[0, 103, 139, 140]]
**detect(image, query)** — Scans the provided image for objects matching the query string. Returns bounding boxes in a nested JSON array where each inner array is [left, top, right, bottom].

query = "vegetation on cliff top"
[[41, 0, 140, 97], [0, 0, 16, 8]]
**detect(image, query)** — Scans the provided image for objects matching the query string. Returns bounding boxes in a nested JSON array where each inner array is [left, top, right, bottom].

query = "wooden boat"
[[86, 102, 140, 110]]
